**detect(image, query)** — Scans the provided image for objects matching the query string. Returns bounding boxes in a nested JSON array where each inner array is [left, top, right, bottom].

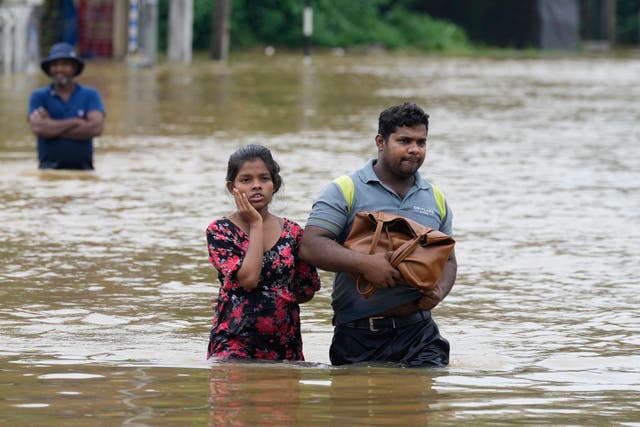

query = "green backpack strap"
[[333, 174, 447, 220], [333, 175, 355, 215]]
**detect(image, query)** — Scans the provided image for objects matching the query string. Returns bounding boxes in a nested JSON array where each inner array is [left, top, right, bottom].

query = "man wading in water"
[[28, 42, 105, 170], [300, 102, 457, 367]]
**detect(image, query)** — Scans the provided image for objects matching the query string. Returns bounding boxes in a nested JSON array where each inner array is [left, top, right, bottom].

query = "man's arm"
[[438, 248, 457, 299], [28, 107, 80, 139], [28, 108, 104, 140], [417, 248, 457, 310], [62, 110, 104, 140], [299, 225, 402, 289]]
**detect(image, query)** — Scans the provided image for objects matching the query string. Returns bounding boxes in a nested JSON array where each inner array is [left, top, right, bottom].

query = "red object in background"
[[77, 0, 113, 58]]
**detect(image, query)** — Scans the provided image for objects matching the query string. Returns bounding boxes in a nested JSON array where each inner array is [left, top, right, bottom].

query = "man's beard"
[[53, 74, 72, 87]]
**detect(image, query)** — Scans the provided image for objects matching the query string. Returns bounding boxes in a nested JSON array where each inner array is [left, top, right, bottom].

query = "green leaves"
[[157, 0, 470, 53]]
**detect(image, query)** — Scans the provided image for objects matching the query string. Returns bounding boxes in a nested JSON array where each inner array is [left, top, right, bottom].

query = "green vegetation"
[[579, 0, 640, 44], [40, 0, 640, 56], [158, 0, 470, 53], [613, 0, 640, 44]]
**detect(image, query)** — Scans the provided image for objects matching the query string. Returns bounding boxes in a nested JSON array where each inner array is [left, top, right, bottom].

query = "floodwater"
[[1, 51, 639, 426]]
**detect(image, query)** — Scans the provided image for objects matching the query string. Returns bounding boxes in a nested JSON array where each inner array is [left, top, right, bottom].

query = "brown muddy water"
[[1, 52, 639, 426]]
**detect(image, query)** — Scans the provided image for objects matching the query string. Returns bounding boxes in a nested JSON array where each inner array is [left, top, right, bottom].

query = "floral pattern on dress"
[[206, 217, 320, 361]]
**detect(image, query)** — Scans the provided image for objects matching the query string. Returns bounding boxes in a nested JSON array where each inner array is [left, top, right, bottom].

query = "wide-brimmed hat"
[[41, 42, 84, 77]]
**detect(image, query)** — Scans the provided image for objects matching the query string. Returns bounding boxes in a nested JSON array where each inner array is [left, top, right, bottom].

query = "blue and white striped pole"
[[128, 0, 139, 55]]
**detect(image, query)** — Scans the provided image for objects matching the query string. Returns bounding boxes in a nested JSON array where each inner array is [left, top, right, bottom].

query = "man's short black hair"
[[377, 102, 429, 141]]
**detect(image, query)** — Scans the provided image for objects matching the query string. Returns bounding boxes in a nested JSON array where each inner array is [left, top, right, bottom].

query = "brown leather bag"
[[344, 211, 455, 298]]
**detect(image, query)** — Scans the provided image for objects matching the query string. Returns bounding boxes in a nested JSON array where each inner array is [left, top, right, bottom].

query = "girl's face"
[[227, 158, 275, 211]]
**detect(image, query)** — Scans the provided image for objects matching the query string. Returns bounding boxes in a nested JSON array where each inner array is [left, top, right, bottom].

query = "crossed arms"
[[29, 107, 104, 140]]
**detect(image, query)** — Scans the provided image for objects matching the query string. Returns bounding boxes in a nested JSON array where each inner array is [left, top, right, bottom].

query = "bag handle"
[[358, 221, 429, 297], [355, 275, 375, 298], [388, 233, 427, 268], [356, 213, 388, 298], [367, 213, 385, 254]]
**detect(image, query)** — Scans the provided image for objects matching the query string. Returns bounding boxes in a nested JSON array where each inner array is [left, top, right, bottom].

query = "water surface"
[[1, 52, 639, 426]]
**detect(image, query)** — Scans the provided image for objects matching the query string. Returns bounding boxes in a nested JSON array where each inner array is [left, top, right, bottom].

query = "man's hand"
[[359, 251, 403, 289], [417, 286, 443, 311], [29, 107, 50, 121]]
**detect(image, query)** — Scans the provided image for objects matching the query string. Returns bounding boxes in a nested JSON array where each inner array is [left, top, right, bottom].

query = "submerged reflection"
[[208, 362, 303, 426], [207, 362, 445, 426], [327, 367, 441, 425]]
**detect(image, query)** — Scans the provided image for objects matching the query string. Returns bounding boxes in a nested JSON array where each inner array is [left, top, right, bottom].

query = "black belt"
[[339, 310, 431, 332]]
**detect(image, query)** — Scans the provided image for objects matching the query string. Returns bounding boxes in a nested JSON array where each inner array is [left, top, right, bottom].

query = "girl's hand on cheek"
[[233, 188, 262, 225]]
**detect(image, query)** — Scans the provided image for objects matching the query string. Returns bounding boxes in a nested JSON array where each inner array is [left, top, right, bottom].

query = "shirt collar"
[[359, 159, 380, 183]]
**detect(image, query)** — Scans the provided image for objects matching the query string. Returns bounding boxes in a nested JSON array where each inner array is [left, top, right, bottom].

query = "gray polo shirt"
[[306, 159, 454, 324]]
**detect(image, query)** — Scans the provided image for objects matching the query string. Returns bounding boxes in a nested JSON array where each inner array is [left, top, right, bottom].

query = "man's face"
[[377, 124, 427, 178], [48, 59, 77, 87]]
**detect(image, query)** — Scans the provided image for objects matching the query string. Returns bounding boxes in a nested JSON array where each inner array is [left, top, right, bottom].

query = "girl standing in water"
[[206, 144, 320, 361]]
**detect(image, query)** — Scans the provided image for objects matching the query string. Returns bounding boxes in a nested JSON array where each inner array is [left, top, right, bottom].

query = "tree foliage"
[[158, 0, 469, 52], [157, 0, 639, 53]]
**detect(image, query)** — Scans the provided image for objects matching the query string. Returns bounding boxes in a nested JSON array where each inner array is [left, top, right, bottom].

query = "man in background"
[[28, 42, 105, 170]]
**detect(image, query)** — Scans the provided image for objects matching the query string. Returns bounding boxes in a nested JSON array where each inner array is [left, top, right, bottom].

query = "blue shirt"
[[29, 83, 105, 170], [306, 159, 454, 324]]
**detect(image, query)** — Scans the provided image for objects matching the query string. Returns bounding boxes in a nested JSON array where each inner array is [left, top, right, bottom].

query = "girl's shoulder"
[[206, 216, 236, 233], [281, 217, 303, 236]]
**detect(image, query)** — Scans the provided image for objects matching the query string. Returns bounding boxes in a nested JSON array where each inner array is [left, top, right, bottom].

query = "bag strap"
[[368, 214, 385, 254], [334, 174, 446, 220], [356, 213, 385, 298], [388, 234, 425, 268], [355, 276, 375, 298]]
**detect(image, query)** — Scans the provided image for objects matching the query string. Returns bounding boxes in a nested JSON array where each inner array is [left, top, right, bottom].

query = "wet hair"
[[226, 144, 283, 193], [377, 102, 429, 141]]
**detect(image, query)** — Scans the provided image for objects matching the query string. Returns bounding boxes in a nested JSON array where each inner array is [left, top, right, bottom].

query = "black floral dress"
[[206, 217, 320, 361]]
